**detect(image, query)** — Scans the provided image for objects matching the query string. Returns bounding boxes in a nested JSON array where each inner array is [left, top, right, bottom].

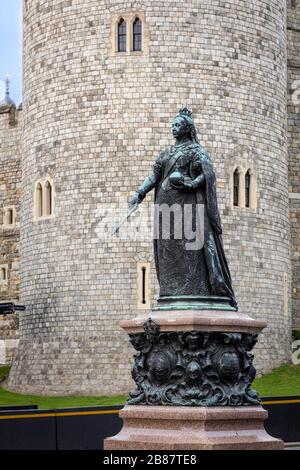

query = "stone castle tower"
[[0, 0, 298, 395]]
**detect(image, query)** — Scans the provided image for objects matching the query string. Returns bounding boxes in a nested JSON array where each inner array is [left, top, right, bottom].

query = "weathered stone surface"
[[287, 2, 300, 330], [0, 313, 19, 364], [0, 106, 21, 303], [0, 105, 21, 364]]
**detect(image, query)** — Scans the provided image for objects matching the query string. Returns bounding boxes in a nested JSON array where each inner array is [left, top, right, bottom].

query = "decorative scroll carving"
[[128, 319, 260, 407]]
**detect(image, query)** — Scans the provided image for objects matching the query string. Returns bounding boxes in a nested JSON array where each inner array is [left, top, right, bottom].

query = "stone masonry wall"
[[0, 106, 21, 364], [287, 1, 300, 330], [0, 106, 21, 302], [0, 314, 19, 365], [8, 0, 291, 395]]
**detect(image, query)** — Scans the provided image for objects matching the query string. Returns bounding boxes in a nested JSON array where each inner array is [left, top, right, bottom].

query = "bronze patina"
[[129, 108, 237, 310]]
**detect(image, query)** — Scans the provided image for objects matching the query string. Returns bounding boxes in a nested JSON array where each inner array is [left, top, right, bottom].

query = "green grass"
[[0, 365, 126, 409], [253, 363, 300, 397], [0, 388, 127, 409], [0, 363, 299, 410], [0, 365, 11, 383]]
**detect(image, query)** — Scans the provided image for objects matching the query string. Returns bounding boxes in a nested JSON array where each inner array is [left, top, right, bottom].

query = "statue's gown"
[[146, 141, 236, 308]]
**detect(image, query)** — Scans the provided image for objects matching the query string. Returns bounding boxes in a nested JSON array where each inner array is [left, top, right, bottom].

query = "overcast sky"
[[0, 1, 22, 105]]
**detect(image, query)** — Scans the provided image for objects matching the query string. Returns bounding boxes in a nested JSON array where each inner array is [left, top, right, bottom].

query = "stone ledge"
[[121, 309, 267, 335], [120, 405, 268, 421]]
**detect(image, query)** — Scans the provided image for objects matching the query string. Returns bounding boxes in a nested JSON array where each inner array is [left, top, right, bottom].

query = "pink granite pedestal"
[[104, 308, 284, 450], [104, 405, 283, 450]]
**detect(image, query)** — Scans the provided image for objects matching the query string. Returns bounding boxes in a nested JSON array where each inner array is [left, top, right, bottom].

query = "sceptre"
[[112, 203, 139, 236]]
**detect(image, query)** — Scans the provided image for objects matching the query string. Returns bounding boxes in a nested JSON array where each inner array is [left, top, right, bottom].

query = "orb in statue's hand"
[[169, 171, 184, 188]]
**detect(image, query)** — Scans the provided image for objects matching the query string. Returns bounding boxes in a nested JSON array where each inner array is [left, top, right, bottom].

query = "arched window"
[[133, 18, 142, 51], [34, 179, 54, 220], [118, 18, 127, 52], [245, 170, 251, 208], [36, 183, 43, 218], [44, 181, 52, 216], [233, 169, 239, 207]]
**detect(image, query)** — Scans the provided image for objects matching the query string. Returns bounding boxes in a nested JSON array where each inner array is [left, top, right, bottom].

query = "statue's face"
[[172, 116, 189, 139]]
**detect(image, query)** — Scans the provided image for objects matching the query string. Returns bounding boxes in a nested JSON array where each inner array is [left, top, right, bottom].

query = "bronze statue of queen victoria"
[[106, 111, 279, 418], [107, 110, 272, 412], [129, 108, 237, 310]]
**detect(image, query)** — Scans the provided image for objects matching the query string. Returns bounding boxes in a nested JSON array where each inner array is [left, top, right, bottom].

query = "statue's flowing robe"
[[140, 140, 237, 308]]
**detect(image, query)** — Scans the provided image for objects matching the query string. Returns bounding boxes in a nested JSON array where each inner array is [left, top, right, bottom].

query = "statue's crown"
[[178, 107, 193, 119]]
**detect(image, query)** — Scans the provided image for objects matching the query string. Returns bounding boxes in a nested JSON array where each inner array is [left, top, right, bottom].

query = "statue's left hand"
[[181, 174, 205, 191], [170, 178, 195, 191], [181, 180, 195, 190]]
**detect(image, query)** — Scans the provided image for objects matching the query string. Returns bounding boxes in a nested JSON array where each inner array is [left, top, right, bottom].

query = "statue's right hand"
[[128, 191, 144, 208]]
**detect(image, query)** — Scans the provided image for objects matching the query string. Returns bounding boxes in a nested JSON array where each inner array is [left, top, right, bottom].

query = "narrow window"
[[7, 209, 14, 225], [133, 18, 142, 51], [36, 183, 43, 218], [3, 207, 15, 226], [0, 267, 7, 282], [233, 169, 239, 207], [142, 266, 146, 304], [118, 18, 127, 52], [245, 170, 251, 208], [45, 181, 52, 216], [137, 262, 151, 309]]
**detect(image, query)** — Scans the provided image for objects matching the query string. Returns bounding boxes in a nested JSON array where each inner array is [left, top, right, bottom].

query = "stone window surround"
[[230, 165, 257, 211], [137, 261, 151, 310], [0, 264, 8, 285], [33, 177, 55, 222], [110, 11, 149, 57], [2, 205, 16, 229]]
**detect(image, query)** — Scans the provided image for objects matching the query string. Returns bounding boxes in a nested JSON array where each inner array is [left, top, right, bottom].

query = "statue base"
[[104, 405, 283, 450], [104, 305, 283, 450]]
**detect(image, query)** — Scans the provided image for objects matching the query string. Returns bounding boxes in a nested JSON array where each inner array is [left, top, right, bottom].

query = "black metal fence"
[[0, 398, 299, 450]]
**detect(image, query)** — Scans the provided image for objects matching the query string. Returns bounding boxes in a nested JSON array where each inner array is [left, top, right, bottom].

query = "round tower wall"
[[8, 0, 291, 394]]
